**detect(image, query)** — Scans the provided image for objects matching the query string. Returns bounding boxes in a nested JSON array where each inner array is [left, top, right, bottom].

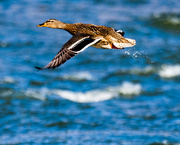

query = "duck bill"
[[37, 23, 46, 27]]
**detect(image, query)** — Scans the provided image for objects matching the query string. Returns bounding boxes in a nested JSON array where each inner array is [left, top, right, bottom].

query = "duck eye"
[[46, 20, 53, 23]]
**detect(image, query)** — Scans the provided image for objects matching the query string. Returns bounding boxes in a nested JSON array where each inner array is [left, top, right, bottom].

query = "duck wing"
[[35, 33, 101, 70]]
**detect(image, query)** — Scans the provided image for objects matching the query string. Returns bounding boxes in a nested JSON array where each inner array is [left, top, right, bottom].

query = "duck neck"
[[56, 21, 67, 29], [56, 21, 76, 35]]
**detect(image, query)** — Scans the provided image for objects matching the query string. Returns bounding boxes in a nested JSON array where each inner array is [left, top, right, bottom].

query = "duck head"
[[37, 19, 66, 29]]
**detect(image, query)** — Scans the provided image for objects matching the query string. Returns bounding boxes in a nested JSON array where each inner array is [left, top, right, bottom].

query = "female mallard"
[[35, 19, 136, 70]]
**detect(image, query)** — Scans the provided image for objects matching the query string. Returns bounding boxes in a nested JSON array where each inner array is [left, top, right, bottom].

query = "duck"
[[35, 19, 136, 70]]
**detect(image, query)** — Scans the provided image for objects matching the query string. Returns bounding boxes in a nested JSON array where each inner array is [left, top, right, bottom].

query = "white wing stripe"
[[68, 37, 89, 51], [76, 38, 101, 53]]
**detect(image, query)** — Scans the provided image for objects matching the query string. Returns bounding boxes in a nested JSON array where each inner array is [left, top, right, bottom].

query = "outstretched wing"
[[35, 33, 101, 70]]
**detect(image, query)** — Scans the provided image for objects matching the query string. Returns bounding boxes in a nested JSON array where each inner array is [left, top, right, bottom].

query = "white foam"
[[63, 71, 96, 81], [54, 89, 115, 103], [109, 81, 142, 96], [159, 65, 180, 78], [0, 41, 8, 47], [25, 88, 48, 101], [170, 17, 180, 24], [0, 76, 15, 84], [53, 81, 142, 103], [130, 66, 155, 75]]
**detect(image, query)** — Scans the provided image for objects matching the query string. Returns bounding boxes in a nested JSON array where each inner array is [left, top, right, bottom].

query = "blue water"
[[1, 0, 180, 144]]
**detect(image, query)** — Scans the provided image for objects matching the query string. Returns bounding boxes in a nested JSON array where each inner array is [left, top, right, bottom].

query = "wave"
[[148, 13, 180, 33], [0, 80, 142, 103], [0, 76, 15, 84], [129, 66, 155, 75], [62, 71, 96, 81], [108, 81, 142, 96], [24, 88, 49, 101], [159, 64, 180, 78], [53, 81, 142, 103], [105, 66, 155, 80]]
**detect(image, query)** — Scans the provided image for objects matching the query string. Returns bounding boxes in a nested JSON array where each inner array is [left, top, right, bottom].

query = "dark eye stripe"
[[46, 20, 54, 22]]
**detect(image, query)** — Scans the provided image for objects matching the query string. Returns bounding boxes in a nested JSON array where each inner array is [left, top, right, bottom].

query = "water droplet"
[[125, 51, 130, 55]]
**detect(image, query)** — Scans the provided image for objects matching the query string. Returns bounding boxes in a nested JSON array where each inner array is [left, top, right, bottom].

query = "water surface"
[[0, 0, 180, 144]]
